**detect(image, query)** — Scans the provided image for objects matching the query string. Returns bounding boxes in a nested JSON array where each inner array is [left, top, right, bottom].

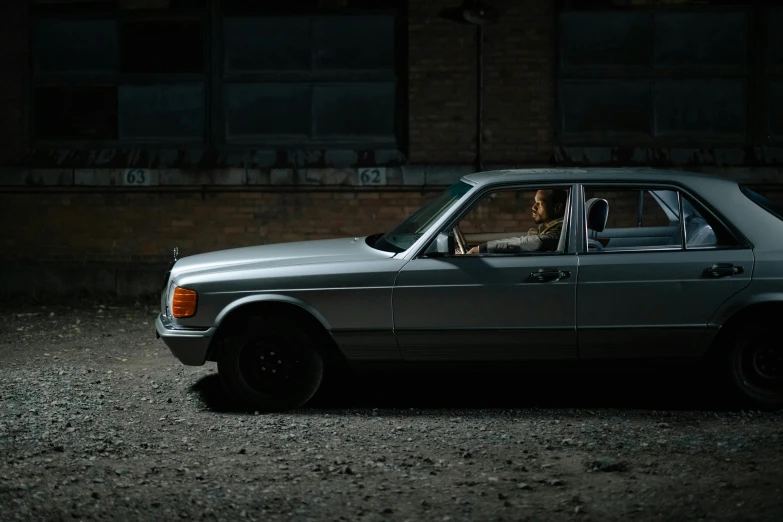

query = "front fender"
[[213, 293, 332, 331]]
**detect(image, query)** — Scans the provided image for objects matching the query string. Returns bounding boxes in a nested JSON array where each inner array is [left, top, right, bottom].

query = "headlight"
[[171, 286, 198, 318]]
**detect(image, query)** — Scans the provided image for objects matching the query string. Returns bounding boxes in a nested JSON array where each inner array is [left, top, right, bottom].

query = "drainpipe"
[[476, 23, 483, 172], [438, 1, 498, 173]]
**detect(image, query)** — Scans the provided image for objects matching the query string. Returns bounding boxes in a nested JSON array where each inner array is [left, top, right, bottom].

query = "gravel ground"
[[1, 301, 782, 522]]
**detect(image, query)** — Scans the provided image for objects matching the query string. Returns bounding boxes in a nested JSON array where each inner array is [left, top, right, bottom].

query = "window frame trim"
[[577, 181, 753, 255], [413, 182, 579, 260], [678, 189, 687, 250]]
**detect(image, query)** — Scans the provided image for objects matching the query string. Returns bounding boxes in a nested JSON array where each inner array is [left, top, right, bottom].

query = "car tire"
[[217, 316, 324, 412], [724, 322, 783, 410]]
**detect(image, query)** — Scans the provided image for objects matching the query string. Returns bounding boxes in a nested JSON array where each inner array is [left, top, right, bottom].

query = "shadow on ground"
[[190, 365, 732, 414]]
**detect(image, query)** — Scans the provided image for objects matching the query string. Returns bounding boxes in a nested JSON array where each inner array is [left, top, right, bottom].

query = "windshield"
[[372, 181, 474, 253], [740, 186, 783, 221]]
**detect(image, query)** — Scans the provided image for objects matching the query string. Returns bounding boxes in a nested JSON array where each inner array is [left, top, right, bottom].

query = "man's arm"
[[479, 230, 560, 253]]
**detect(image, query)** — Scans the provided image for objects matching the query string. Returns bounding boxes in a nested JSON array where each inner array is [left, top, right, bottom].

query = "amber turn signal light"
[[171, 286, 197, 318]]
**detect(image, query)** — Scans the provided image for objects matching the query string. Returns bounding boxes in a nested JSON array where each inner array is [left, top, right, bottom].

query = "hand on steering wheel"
[[453, 225, 467, 254]]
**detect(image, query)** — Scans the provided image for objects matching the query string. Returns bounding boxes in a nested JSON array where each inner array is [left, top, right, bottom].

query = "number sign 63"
[[124, 168, 151, 186]]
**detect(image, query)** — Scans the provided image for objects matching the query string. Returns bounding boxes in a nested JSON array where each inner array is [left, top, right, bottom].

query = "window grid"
[[29, 0, 404, 151]]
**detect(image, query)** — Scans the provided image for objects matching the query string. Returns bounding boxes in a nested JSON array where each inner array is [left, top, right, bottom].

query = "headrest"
[[585, 198, 609, 232]]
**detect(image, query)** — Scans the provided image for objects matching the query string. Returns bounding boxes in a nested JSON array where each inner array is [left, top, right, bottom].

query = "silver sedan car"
[[155, 168, 783, 411]]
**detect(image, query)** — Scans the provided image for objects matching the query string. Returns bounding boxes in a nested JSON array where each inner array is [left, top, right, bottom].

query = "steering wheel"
[[452, 225, 468, 254]]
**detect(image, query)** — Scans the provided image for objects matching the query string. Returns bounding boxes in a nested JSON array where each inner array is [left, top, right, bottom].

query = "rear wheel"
[[217, 317, 324, 412], [726, 323, 783, 409]]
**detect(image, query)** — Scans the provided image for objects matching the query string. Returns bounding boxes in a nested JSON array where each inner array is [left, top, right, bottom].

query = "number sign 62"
[[358, 167, 387, 186]]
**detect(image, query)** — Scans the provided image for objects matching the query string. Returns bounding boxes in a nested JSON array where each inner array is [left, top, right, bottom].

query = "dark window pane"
[[221, 0, 397, 14], [558, 81, 650, 140], [33, 1, 118, 16], [117, 0, 207, 10], [313, 83, 395, 137], [35, 86, 117, 140], [120, 19, 204, 73], [222, 0, 319, 14], [224, 83, 311, 139], [559, 12, 651, 71], [653, 80, 746, 141], [767, 9, 783, 74], [34, 19, 118, 73], [224, 18, 310, 72], [654, 12, 747, 69], [765, 80, 783, 141], [313, 16, 395, 70], [341, 0, 399, 9], [118, 84, 204, 139]]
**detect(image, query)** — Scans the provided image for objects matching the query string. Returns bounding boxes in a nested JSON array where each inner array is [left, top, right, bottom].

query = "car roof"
[[461, 167, 736, 187]]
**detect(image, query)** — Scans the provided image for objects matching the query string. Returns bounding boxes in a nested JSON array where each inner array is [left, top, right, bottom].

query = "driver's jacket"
[[479, 218, 564, 253]]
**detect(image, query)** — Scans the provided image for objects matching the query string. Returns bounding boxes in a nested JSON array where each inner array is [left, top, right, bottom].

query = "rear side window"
[[582, 185, 739, 251], [741, 186, 783, 221]]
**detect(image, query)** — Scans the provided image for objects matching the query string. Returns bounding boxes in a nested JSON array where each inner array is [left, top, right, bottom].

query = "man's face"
[[531, 190, 555, 225]]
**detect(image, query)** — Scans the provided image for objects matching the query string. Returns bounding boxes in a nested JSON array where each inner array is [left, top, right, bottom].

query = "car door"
[[577, 183, 754, 359], [392, 184, 579, 362]]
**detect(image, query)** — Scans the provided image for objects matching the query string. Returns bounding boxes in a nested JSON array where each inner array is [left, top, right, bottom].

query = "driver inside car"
[[460, 188, 567, 254]]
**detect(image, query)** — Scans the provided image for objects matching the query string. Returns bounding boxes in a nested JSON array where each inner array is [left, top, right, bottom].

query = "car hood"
[[170, 236, 394, 278]]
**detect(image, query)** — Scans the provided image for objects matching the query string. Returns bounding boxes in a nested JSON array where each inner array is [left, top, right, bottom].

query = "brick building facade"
[[1, 0, 782, 296]]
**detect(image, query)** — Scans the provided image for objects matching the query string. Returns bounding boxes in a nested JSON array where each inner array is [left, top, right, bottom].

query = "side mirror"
[[423, 232, 451, 256]]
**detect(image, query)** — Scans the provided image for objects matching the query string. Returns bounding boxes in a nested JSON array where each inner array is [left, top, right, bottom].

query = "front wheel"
[[726, 324, 783, 410], [217, 319, 324, 412]]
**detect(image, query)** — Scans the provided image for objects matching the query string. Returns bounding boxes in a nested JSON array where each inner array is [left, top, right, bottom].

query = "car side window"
[[432, 186, 571, 256], [680, 194, 739, 249], [583, 186, 741, 252], [583, 187, 681, 252]]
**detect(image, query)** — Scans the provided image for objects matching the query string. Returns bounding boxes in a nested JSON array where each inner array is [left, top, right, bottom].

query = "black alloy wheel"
[[218, 320, 324, 412], [729, 325, 783, 409]]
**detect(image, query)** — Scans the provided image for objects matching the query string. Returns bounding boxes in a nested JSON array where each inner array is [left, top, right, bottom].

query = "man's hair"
[[549, 189, 568, 214]]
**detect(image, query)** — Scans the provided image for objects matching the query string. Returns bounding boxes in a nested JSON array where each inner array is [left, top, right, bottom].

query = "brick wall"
[[407, 0, 478, 164], [11, 183, 780, 268], [3, 1, 783, 297], [481, 0, 554, 164], [0, 189, 442, 263], [0, 185, 653, 267], [407, 0, 555, 165], [3, 178, 783, 297]]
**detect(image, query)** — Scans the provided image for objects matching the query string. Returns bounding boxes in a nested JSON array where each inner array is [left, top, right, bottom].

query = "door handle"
[[530, 268, 571, 282], [703, 263, 743, 278]]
